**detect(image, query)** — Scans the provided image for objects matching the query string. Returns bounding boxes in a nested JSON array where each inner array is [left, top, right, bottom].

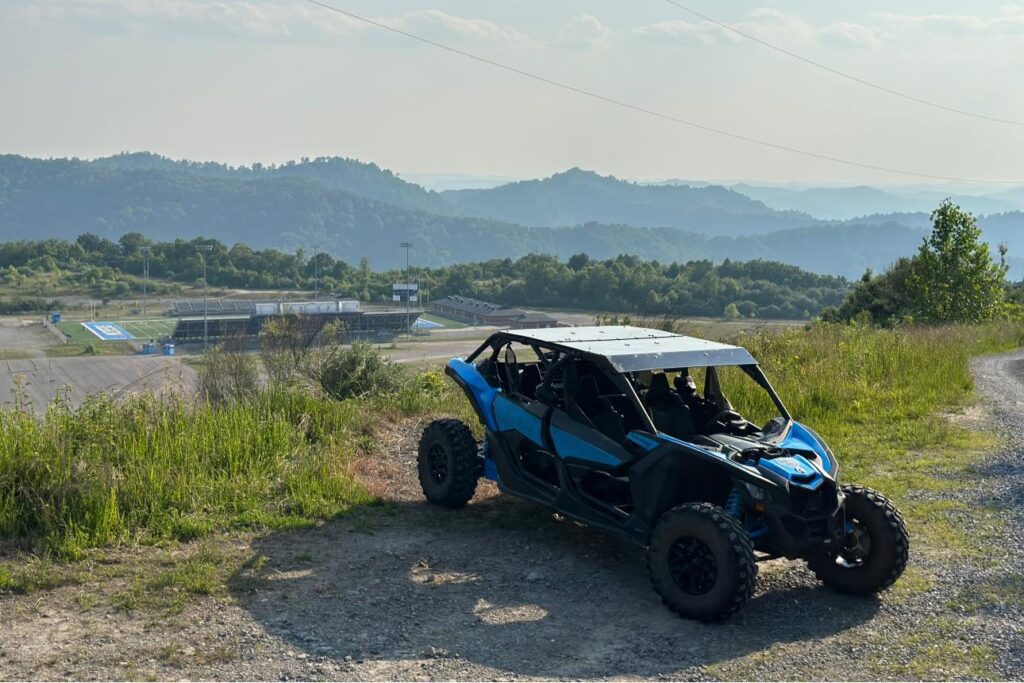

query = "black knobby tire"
[[807, 484, 909, 595], [417, 418, 480, 508], [647, 503, 757, 622]]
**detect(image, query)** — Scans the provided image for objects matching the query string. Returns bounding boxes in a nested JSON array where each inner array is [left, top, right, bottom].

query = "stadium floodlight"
[[140, 246, 151, 317], [400, 242, 413, 340], [196, 244, 214, 352]]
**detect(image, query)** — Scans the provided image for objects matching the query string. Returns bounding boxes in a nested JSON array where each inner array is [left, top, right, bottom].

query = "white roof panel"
[[507, 325, 757, 371]]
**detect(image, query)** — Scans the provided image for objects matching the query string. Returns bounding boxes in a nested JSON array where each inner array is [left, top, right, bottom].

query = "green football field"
[[119, 319, 178, 340], [56, 319, 178, 343]]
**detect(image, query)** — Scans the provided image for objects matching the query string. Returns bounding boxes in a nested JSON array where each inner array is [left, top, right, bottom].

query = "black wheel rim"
[[836, 519, 872, 568], [668, 536, 718, 595], [427, 443, 449, 485]]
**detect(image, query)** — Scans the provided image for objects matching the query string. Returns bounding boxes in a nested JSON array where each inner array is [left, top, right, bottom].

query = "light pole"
[[140, 246, 151, 316], [400, 242, 413, 340], [313, 245, 319, 300], [197, 244, 213, 352]]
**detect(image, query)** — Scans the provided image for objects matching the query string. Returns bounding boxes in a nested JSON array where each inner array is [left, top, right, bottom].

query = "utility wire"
[[661, 0, 1024, 128], [304, 0, 1023, 184]]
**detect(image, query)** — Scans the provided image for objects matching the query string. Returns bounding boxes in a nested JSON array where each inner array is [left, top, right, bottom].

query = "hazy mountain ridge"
[[441, 168, 821, 235], [1, 154, 1022, 278], [89, 152, 451, 214], [731, 183, 1021, 220]]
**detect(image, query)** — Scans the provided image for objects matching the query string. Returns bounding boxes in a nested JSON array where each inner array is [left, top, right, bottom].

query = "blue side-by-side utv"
[[418, 326, 909, 621]]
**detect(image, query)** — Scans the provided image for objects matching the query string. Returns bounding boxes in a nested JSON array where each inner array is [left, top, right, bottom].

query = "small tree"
[[723, 302, 741, 320], [909, 200, 1008, 323], [259, 316, 344, 385]]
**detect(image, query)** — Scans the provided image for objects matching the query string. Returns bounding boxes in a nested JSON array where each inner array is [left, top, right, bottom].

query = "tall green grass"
[[721, 321, 1024, 550], [0, 374, 465, 558], [725, 322, 1024, 468], [1, 322, 1020, 558]]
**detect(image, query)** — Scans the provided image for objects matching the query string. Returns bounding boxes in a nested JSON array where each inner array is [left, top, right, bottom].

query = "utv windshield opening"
[[630, 364, 790, 442]]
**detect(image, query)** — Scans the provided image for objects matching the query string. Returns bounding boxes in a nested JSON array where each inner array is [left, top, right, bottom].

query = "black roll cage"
[[465, 332, 792, 434]]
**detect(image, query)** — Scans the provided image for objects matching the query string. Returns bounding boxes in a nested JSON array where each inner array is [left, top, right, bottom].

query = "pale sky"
[[2, 0, 1023, 188]]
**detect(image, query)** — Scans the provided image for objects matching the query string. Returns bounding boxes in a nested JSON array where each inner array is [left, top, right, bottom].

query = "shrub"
[[198, 338, 261, 403], [259, 317, 346, 386], [312, 342, 404, 400]]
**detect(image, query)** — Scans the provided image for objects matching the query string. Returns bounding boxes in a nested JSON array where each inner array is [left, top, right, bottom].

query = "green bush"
[[312, 341, 404, 400]]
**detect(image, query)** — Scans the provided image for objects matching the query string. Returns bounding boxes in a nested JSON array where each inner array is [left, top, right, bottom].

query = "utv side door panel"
[[549, 409, 634, 470], [493, 394, 545, 447]]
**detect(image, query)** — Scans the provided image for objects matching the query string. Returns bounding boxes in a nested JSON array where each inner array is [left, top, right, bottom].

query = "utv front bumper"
[[761, 487, 847, 558]]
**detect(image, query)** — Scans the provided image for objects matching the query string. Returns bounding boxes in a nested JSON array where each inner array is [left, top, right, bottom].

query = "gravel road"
[[1, 352, 1023, 680]]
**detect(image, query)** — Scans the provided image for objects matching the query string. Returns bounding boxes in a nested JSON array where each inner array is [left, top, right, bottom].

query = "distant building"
[[167, 298, 417, 345], [431, 295, 559, 328]]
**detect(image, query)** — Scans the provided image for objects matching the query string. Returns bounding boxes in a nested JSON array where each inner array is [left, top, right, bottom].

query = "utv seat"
[[574, 375, 627, 443], [518, 364, 542, 399], [645, 373, 697, 438]]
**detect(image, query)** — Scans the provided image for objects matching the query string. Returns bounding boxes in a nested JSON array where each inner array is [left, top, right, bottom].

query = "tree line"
[[0, 234, 851, 319], [822, 200, 1016, 325]]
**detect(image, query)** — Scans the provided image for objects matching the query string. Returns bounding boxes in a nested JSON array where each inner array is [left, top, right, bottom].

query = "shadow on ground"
[[230, 495, 880, 678]]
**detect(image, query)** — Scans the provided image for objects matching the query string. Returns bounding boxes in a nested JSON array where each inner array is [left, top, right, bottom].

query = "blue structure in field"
[[83, 322, 134, 341], [50, 311, 62, 324]]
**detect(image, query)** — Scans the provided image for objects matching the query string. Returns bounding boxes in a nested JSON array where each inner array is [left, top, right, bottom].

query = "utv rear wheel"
[[417, 419, 479, 508], [647, 503, 757, 622], [807, 485, 909, 595]]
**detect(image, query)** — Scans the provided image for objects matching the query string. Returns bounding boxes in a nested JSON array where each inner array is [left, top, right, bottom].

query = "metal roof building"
[[431, 295, 559, 328]]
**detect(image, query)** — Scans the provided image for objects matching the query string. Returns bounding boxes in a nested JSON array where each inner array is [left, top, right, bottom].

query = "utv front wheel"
[[417, 419, 479, 508], [647, 503, 757, 622], [807, 485, 909, 594]]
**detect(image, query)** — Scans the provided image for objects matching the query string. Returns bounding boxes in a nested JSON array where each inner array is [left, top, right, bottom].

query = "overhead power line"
[[661, 0, 1024, 128], [303, 0, 1023, 184]]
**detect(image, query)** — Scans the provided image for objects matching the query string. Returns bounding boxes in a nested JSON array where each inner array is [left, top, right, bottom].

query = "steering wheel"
[[705, 409, 744, 433]]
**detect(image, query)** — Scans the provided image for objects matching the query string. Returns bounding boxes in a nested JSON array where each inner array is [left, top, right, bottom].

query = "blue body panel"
[[779, 421, 835, 474], [550, 427, 622, 467], [493, 395, 544, 445], [483, 458, 500, 482], [626, 431, 661, 452], [758, 454, 823, 489], [448, 358, 500, 432]]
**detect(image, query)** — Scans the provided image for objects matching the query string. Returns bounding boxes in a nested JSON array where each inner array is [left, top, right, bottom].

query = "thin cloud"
[[13, 0, 536, 48], [631, 9, 881, 49], [390, 10, 536, 50], [557, 15, 613, 51], [878, 4, 1024, 36]]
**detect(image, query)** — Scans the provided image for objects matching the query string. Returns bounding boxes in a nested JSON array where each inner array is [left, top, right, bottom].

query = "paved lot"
[[0, 355, 196, 410], [0, 318, 58, 358]]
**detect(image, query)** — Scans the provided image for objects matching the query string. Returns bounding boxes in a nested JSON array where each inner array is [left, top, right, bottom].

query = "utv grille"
[[790, 481, 837, 519]]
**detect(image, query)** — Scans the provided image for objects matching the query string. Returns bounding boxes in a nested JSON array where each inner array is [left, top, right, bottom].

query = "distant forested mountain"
[[1, 154, 1022, 278], [89, 152, 450, 214], [442, 168, 820, 234], [732, 184, 1019, 220]]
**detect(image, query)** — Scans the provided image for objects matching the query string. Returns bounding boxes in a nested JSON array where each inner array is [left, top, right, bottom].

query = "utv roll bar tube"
[[739, 364, 792, 422], [461, 333, 791, 429]]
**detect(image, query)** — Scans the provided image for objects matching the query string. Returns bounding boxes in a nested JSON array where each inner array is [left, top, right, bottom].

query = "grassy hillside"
[[1, 322, 1020, 561]]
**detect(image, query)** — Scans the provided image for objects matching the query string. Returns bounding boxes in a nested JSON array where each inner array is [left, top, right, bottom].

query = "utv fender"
[[445, 359, 500, 431], [628, 436, 774, 528]]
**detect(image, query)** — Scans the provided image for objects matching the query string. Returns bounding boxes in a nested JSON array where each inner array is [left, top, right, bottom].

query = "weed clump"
[[312, 341, 403, 400]]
